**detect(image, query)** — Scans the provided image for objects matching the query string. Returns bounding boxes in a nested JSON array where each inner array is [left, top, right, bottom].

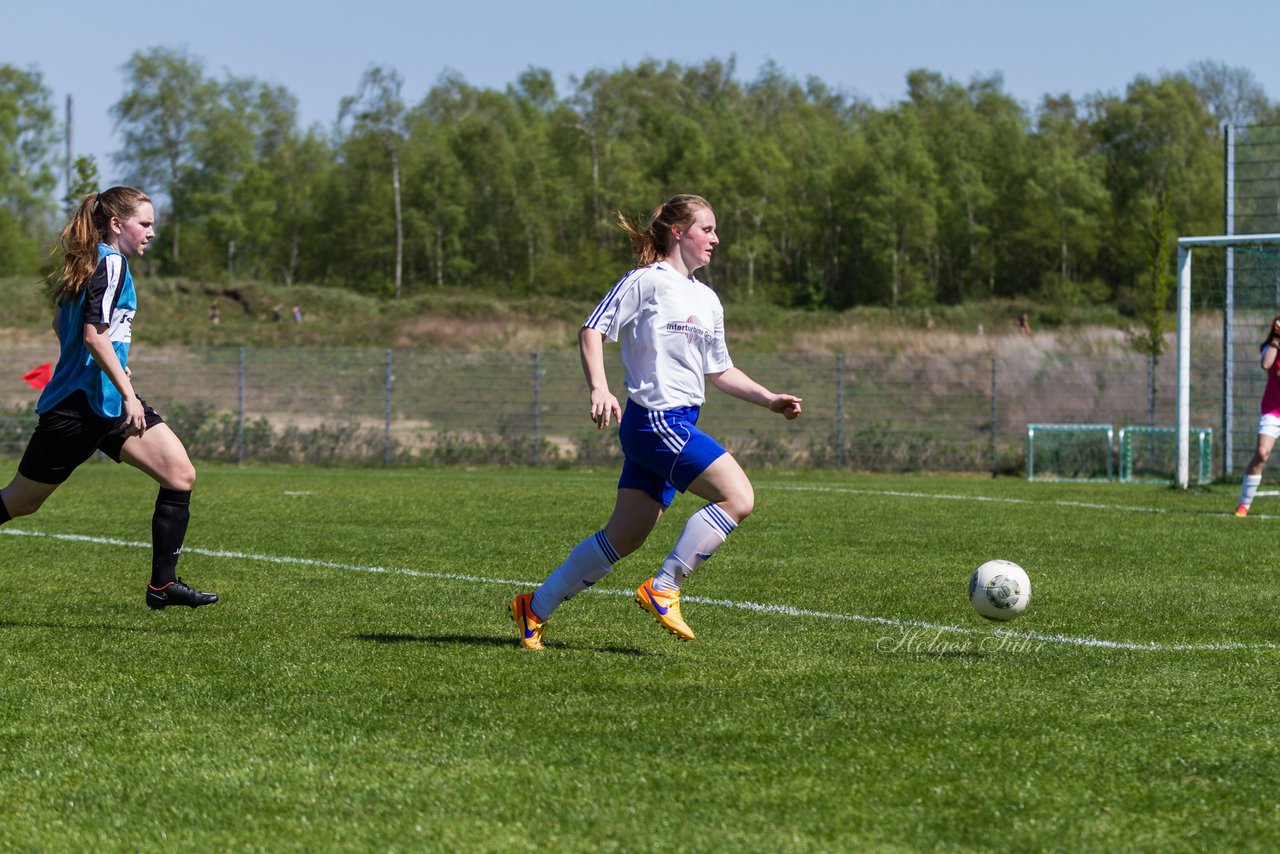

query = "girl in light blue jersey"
[[511, 194, 802, 649], [0, 187, 217, 610]]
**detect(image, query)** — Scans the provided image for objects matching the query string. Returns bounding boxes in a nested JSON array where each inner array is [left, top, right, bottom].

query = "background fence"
[[0, 342, 1226, 477]]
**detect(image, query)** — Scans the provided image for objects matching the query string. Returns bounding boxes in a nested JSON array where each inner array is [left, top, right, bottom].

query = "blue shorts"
[[617, 401, 728, 507]]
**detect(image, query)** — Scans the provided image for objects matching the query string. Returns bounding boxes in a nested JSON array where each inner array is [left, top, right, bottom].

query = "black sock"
[[151, 488, 191, 587], [0, 496, 10, 525]]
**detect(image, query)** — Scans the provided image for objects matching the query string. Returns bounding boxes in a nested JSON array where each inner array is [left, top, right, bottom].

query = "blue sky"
[[9, 0, 1280, 188]]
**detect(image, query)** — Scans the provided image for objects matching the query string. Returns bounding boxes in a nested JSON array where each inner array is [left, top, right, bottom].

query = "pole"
[[237, 346, 246, 465], [990, 357, 997, 477], [64, 95, 72, 204], [1176, 245, 1192, 488], [533, 351, 541, 465], [1224, 123, 1236, 476], [384, 348, 393, 465], [836, 354, 844, 469]]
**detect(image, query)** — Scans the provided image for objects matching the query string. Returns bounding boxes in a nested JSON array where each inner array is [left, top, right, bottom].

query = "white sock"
[[1240, 474, 1263, 508], [652, 503, 737, 592], [531, 530, 619, 619]]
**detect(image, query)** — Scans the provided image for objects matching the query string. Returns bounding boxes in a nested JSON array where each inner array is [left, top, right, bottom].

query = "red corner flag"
[[22, 362, 52, 390]]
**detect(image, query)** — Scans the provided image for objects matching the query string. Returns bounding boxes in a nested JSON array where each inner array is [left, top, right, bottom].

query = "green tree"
[[63, 155, 100, 215], [1013, 94, 1109, 303], [1091, 74, 1221, 311], [848, 106, 940, 308], [0, 64, 58, 274], [112, 47, 219, 274], [339, 66, 408, 297]]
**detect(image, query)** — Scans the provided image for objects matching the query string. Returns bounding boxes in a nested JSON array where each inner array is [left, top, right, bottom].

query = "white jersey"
[[584, 262, 733, 411]]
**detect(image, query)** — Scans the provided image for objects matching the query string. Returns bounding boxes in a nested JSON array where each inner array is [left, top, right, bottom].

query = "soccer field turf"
[[1, 464, 1277, 851]]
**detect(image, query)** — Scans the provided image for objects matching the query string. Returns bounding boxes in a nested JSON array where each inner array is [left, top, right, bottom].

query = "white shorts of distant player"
[[1259, 413, 1280, 440]]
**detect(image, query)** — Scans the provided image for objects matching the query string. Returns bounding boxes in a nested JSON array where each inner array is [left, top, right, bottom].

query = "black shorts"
[[18, 391, 165, 485]]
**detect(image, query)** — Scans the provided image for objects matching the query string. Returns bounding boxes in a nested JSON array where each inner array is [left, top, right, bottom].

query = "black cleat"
[[146, 578, 219, 610]]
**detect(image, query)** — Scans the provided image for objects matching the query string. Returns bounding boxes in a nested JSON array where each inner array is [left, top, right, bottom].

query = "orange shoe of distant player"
[[509, 593, 546, 650], [635, 577, 695, 640], [1235, 503, 1250, 517]]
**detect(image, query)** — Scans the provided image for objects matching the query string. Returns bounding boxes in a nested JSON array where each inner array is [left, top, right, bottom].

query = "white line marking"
[[2, 526, 1271, 652], [769, 484, 1274, 518]]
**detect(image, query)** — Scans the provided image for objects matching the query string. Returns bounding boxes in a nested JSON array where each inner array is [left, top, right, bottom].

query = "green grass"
[[0, 274, 1137, 353], [2, 465, 1278, 851]]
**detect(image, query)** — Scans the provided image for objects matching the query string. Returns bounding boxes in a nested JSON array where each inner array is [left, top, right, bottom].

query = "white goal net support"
[[1172, 234, 1280, 486], [1118, 425, 1212, 485]]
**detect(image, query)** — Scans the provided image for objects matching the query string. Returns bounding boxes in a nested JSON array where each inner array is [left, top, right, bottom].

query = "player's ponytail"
[[617, 194, 712, 266], [48, 186, 151, 306]]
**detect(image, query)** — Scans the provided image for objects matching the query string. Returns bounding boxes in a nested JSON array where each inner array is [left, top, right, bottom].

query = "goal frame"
[[1118, 425, 1212, 485], [1176, 233, 1280, 487]]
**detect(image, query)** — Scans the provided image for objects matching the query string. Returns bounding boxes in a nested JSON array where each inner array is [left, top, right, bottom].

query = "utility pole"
[[65, 94, 73, 202]]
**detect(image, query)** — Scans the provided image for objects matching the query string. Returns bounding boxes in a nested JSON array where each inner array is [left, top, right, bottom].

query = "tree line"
[[2, 49, 1276, 312]]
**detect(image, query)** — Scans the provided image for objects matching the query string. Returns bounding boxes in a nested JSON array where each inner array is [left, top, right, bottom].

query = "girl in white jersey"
[[510, 194, 801, 649], [1235, 315, 1280, 516], [0, 188, 217, 610]]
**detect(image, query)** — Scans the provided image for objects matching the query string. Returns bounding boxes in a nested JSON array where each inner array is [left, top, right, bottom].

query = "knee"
[[723, 486, 755, 524], [608, 527, 649, 558], [3, 493, 42, 518], [604, 515, 657, 558], [163, 463, 196, 492]]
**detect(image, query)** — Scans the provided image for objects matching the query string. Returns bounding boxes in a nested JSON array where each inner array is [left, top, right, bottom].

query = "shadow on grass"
[[355, 632, 654, 656]]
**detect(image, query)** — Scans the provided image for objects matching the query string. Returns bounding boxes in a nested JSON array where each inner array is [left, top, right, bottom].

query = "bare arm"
[[83, 323, 145, 434], [1264, 344, 1278, 371], [580, 327, 622, 429], [708, 367, 802, 420]]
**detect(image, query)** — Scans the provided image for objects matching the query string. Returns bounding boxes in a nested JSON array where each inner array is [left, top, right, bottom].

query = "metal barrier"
[[0, 344, 1227, 473]]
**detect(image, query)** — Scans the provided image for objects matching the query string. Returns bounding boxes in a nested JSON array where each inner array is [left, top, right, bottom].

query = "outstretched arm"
[[580, 327, 622, 429], [708, 367, 802, 420]]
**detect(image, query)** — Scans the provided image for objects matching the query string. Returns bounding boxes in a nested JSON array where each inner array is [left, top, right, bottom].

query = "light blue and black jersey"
[[37, 244, 136, 418]]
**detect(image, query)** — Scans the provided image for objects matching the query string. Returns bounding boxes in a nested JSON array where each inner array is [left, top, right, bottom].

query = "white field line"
[[2, 525, 1273, 653], [770, 484, 1275, 518]]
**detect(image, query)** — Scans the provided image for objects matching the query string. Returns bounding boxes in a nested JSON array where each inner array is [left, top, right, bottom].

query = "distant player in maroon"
[[1235, 314, 1280, 517]]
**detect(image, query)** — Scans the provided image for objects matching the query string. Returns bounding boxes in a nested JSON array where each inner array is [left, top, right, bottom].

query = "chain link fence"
[[0, 342, 1225, 477], [1222, 124, 1280, 473]]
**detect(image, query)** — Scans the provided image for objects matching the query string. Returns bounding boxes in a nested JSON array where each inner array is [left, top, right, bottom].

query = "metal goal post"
[[1176, 234, 1280, 488], [1025, 423, 1114, 482], [1118, 425, 1212, 485]]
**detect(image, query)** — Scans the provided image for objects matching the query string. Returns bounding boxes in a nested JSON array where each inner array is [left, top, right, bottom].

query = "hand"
[[123, 395, 146, 437], [589, 388, 622, 430], [770, 394, 803, 420]]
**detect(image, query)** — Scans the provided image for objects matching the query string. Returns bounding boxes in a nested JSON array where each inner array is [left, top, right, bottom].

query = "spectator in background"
[[292, 305, 302, 324]]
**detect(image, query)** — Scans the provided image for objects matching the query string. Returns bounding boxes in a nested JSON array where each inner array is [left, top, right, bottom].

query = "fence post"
[[836, 353, 844, 469], [384, 348, 393, 466], [237, 346, 245, 465], [990, 357, 997, 477], [533, 350, 541, 465]]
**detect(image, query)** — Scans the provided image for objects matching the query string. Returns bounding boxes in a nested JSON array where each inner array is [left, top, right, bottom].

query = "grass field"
[[2, 463, 1278, 851]]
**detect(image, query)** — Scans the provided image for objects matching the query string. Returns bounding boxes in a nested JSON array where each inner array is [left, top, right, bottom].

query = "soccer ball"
[[968, 560, 1031, 621]]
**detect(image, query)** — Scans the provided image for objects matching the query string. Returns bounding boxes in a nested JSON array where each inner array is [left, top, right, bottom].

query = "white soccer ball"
[[968, 560, 1031, 622]]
